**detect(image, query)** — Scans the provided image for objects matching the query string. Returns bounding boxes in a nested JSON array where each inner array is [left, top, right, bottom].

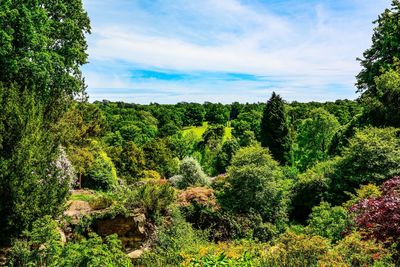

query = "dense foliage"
[[4, 0, 400, 266]]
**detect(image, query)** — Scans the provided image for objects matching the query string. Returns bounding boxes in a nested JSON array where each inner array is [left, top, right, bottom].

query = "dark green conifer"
[[260, 92, 289, 164]]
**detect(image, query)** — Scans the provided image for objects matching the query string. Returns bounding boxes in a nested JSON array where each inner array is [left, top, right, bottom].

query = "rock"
[[127, 249, 144, 259], [64, 200, 92, 224], [57, 227, 67, 244], [133, 213, 146, 235], [94, 214, 146, 249]]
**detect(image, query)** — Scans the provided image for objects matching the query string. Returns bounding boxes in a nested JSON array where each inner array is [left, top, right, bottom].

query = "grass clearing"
[[70, 193, 96, 202], [182, 121, 232, 142]]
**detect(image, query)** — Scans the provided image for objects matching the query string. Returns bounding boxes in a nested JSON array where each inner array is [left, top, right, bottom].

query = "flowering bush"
[[177, 187, 218, 209]]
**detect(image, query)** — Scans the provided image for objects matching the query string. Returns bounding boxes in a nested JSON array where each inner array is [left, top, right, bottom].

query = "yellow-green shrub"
[[262, 232, 330, 267], [318, 232, 395, 266]]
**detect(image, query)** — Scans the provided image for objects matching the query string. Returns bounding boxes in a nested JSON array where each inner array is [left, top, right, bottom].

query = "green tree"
[[202, 124, 225, 150], [0, 0, 90, 119], [183, 103, 205, 126], [167, 132, 199, 160], [260, 92, 290, 164], [84, 141, 118, 190], [0, 85, 72, 243], [110, 141, 145, 183], [294, 108, 340, 171], [143, 138, 179, 178], [204, 103, 229, 125], [291, 158, 339, 223], [231, 110, 262, 141], [215, 139, 240, 173], [356, 0, 400, 98], [362, 65, 400, 127], [0, 0, 90, 243], [331, 127, 400, 203]]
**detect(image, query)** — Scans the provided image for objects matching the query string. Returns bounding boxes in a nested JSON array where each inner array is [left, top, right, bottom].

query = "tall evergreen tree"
[[260, 92, 289, 164]]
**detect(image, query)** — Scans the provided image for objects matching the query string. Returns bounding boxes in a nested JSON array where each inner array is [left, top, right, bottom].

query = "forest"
[[2, 0, 400, 266]]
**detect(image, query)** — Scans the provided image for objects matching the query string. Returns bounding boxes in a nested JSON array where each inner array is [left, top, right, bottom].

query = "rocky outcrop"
[[94, 212, 146, 250], [64, 200, 92, 224], [64, 190, 150, 257], [127, 249, 145, 259]]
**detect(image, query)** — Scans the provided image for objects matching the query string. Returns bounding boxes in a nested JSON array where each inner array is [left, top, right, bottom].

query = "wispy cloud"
[[82, 0, 391, 103]]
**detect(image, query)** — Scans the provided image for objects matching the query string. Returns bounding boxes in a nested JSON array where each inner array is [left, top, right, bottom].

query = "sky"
[[82, 0, 392, 104]]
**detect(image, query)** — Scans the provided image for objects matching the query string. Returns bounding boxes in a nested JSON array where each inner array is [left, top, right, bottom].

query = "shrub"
[[9, 216, 62, 266], [220, 145, 290, 227], [188, 251, 254, 267], [86, 150, 118, 190], [10, 217, 132, 267], [177, 187, 219, 209], [350, 177, 400, 245], [138, 209, 207, 266], [123, 180, 176, 220], [307, 202, 350, 243], [54, 234, 132, 267], [177, 186, 277, 242], [318, 232, 395, 266], [170, 157, 210, 189], [141, 170, 161, 180], [262, 231, 330, 267], [343, 183, 381, 208], [331, 127, 400, 203], [88, 193, 114, 210], [291, 158, 339, 222]]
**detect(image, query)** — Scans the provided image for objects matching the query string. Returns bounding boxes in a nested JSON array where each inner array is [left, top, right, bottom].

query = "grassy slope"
[[182, 122, 232, 141]]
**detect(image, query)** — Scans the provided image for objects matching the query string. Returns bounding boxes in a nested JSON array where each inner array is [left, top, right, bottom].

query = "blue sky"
[[82, 0, 391, 103]]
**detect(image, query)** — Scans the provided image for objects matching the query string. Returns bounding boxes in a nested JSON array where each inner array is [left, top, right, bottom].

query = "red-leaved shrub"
[[350, 177, 400, 244]]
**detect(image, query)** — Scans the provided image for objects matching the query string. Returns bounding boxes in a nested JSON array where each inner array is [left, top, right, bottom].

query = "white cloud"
[[83, 0, 392, 103]]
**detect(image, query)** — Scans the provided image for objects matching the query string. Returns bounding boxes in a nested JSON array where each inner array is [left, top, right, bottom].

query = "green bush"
[[220, 145, 290, 228], [124, 180, 176, 220], [318, 232, 395, 266], [9, 216, 131, 267], [88, 193, 114, 210], [291, 158, 339, 222], [9, 216, 62, 266], [170, 157, 211, 189], [86, 150, 118, 190], [306, 202, 350, 243], [189, 252, 254, 267], [262, 231, 330, 267], [178, 187, 278, 241], [331, 127, 400, 203], [138, 209, 207, 266], [54, 234, 132, 267]]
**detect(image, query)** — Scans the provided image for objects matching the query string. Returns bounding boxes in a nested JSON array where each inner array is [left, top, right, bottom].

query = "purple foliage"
[[350, 177, 400, 244]]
